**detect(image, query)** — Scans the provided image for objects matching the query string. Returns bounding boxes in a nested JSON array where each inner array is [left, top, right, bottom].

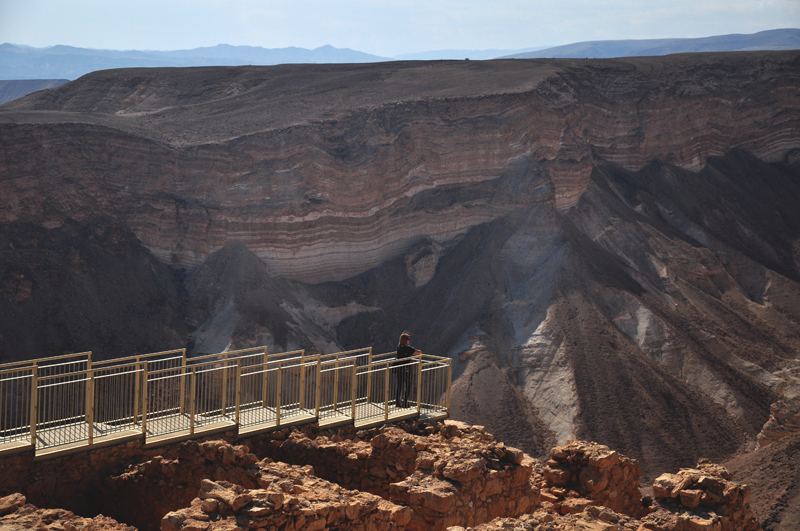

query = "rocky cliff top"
[[2, 51, 797, 152]]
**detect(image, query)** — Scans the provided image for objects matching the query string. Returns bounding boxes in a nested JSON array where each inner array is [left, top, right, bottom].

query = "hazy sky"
[[1, 0, 798, 57]]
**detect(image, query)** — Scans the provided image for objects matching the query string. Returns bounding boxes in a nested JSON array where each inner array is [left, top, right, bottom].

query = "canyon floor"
[[0, 51, 799, 522]]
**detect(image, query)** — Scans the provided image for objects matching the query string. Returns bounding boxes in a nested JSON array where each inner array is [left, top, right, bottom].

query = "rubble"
[[650, 459, 760, 531], [447, 506, 641, 531], [161, 461, 410, 531], [0, 493, 135, 531]]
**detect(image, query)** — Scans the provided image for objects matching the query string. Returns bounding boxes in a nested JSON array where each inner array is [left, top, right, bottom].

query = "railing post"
[[190, 368, 196, 435], [314, 357, 321, 418], [417, 355, 423, 414], [367, 347, 373, 403], [351, 363, 357, 422], [276, 364, 282, 426], [262, 348, 268, 407], [221, 354, 229, 417], [299, 353, 306, 410], [179, 351, 187, 414], [142, 365, 148, 437], [333, 354, 340, 413], [87, 370, 95, 446], [446, 361, 452, 416], [235, 360, 241, 426], [30, 364, 38, 447], [384, 362, 390, 421]]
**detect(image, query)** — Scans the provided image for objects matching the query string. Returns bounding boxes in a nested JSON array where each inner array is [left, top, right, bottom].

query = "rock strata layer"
[[755, 398, 800, 449]]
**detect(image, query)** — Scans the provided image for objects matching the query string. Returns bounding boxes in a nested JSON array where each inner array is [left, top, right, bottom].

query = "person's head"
[[399, 333, 411, 346]]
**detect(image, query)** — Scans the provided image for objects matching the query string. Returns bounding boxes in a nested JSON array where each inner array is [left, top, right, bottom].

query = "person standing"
[[394, 333, 421, 408]]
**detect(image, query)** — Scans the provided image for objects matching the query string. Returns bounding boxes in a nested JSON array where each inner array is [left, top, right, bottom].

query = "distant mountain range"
[[0, 43, 388, 80], [0, 29, 798, 82], [393, 47, 549, 61], [502, 28, 800, 59]]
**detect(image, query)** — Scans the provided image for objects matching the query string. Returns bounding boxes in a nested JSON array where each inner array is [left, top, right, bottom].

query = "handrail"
[[92, 348, 185, 368], [0, 351, 91, 371], [0, 344, 451, 457]]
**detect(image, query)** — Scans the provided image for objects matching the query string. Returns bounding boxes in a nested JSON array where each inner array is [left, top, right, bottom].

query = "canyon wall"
[[0, 52, 799, 482]]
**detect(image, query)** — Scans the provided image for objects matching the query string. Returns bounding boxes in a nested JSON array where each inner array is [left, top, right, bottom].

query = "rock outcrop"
[[755, 399, 800, 449]]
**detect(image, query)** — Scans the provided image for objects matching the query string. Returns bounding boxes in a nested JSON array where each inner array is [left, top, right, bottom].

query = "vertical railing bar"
[[333, 354, 340, 413], [235, 360, 241, 426], [261, 348, 268, 407], [142, 366, 148, 437], [30, 365, 38, 448], [85, 353, 92, 427], [351, 362, 357, 422], [384, 362, 390, 421], [133, 361, 141, 426], [314, 357, 321, 418], [298, 353, 305, 410], [276, 364, 282, 426], [416, 354, 422, 414], [87, 369, 95, 446], [179, 351, 187, 414], [446, 361, 452, 416], [367, 347, 373, 404], [221, 354, 229, 417], [190, 368, 196, 435]]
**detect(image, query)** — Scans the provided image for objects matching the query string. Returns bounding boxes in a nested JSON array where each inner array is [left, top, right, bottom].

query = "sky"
[[1, 0, 798, 57]]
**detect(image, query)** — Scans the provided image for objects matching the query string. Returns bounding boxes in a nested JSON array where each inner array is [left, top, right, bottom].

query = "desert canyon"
[[0, 50, 799, 529]]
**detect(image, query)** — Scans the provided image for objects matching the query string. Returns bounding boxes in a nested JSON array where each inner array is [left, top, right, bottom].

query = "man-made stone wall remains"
[[651, 459, 760, 531], [0, 430, 239, 521], [538, 440, 646, 518], [163, 463, 411, 531], [246, 419, 540, 531], [0, 421, 763, 531]]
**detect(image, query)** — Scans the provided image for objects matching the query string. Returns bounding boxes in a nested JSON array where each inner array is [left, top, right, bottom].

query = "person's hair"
[[399, 333, 411, 343]]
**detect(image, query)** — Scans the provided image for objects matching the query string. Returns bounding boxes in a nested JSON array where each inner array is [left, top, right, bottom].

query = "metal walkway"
[[0, 346, 451, 458]]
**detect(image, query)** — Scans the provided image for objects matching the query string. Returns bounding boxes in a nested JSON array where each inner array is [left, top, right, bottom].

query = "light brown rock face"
[[0, 54, 797, 280]]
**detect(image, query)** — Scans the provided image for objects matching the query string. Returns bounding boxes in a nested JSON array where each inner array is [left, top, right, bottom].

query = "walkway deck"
[[0, 346, 451, 459]]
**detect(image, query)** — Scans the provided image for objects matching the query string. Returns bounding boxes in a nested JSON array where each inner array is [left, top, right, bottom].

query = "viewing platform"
[[0, 346, 451, 459]]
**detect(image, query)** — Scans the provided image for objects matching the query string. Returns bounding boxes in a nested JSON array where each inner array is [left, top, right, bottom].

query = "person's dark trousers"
[[393, 363, 412, 408]]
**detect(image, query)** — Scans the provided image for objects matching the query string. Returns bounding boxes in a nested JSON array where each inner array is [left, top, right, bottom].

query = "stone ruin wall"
[[0, 419, 763, 531]]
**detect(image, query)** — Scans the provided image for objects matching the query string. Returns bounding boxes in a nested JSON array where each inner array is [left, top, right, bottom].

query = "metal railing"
[[0, 345, 451, 456]]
